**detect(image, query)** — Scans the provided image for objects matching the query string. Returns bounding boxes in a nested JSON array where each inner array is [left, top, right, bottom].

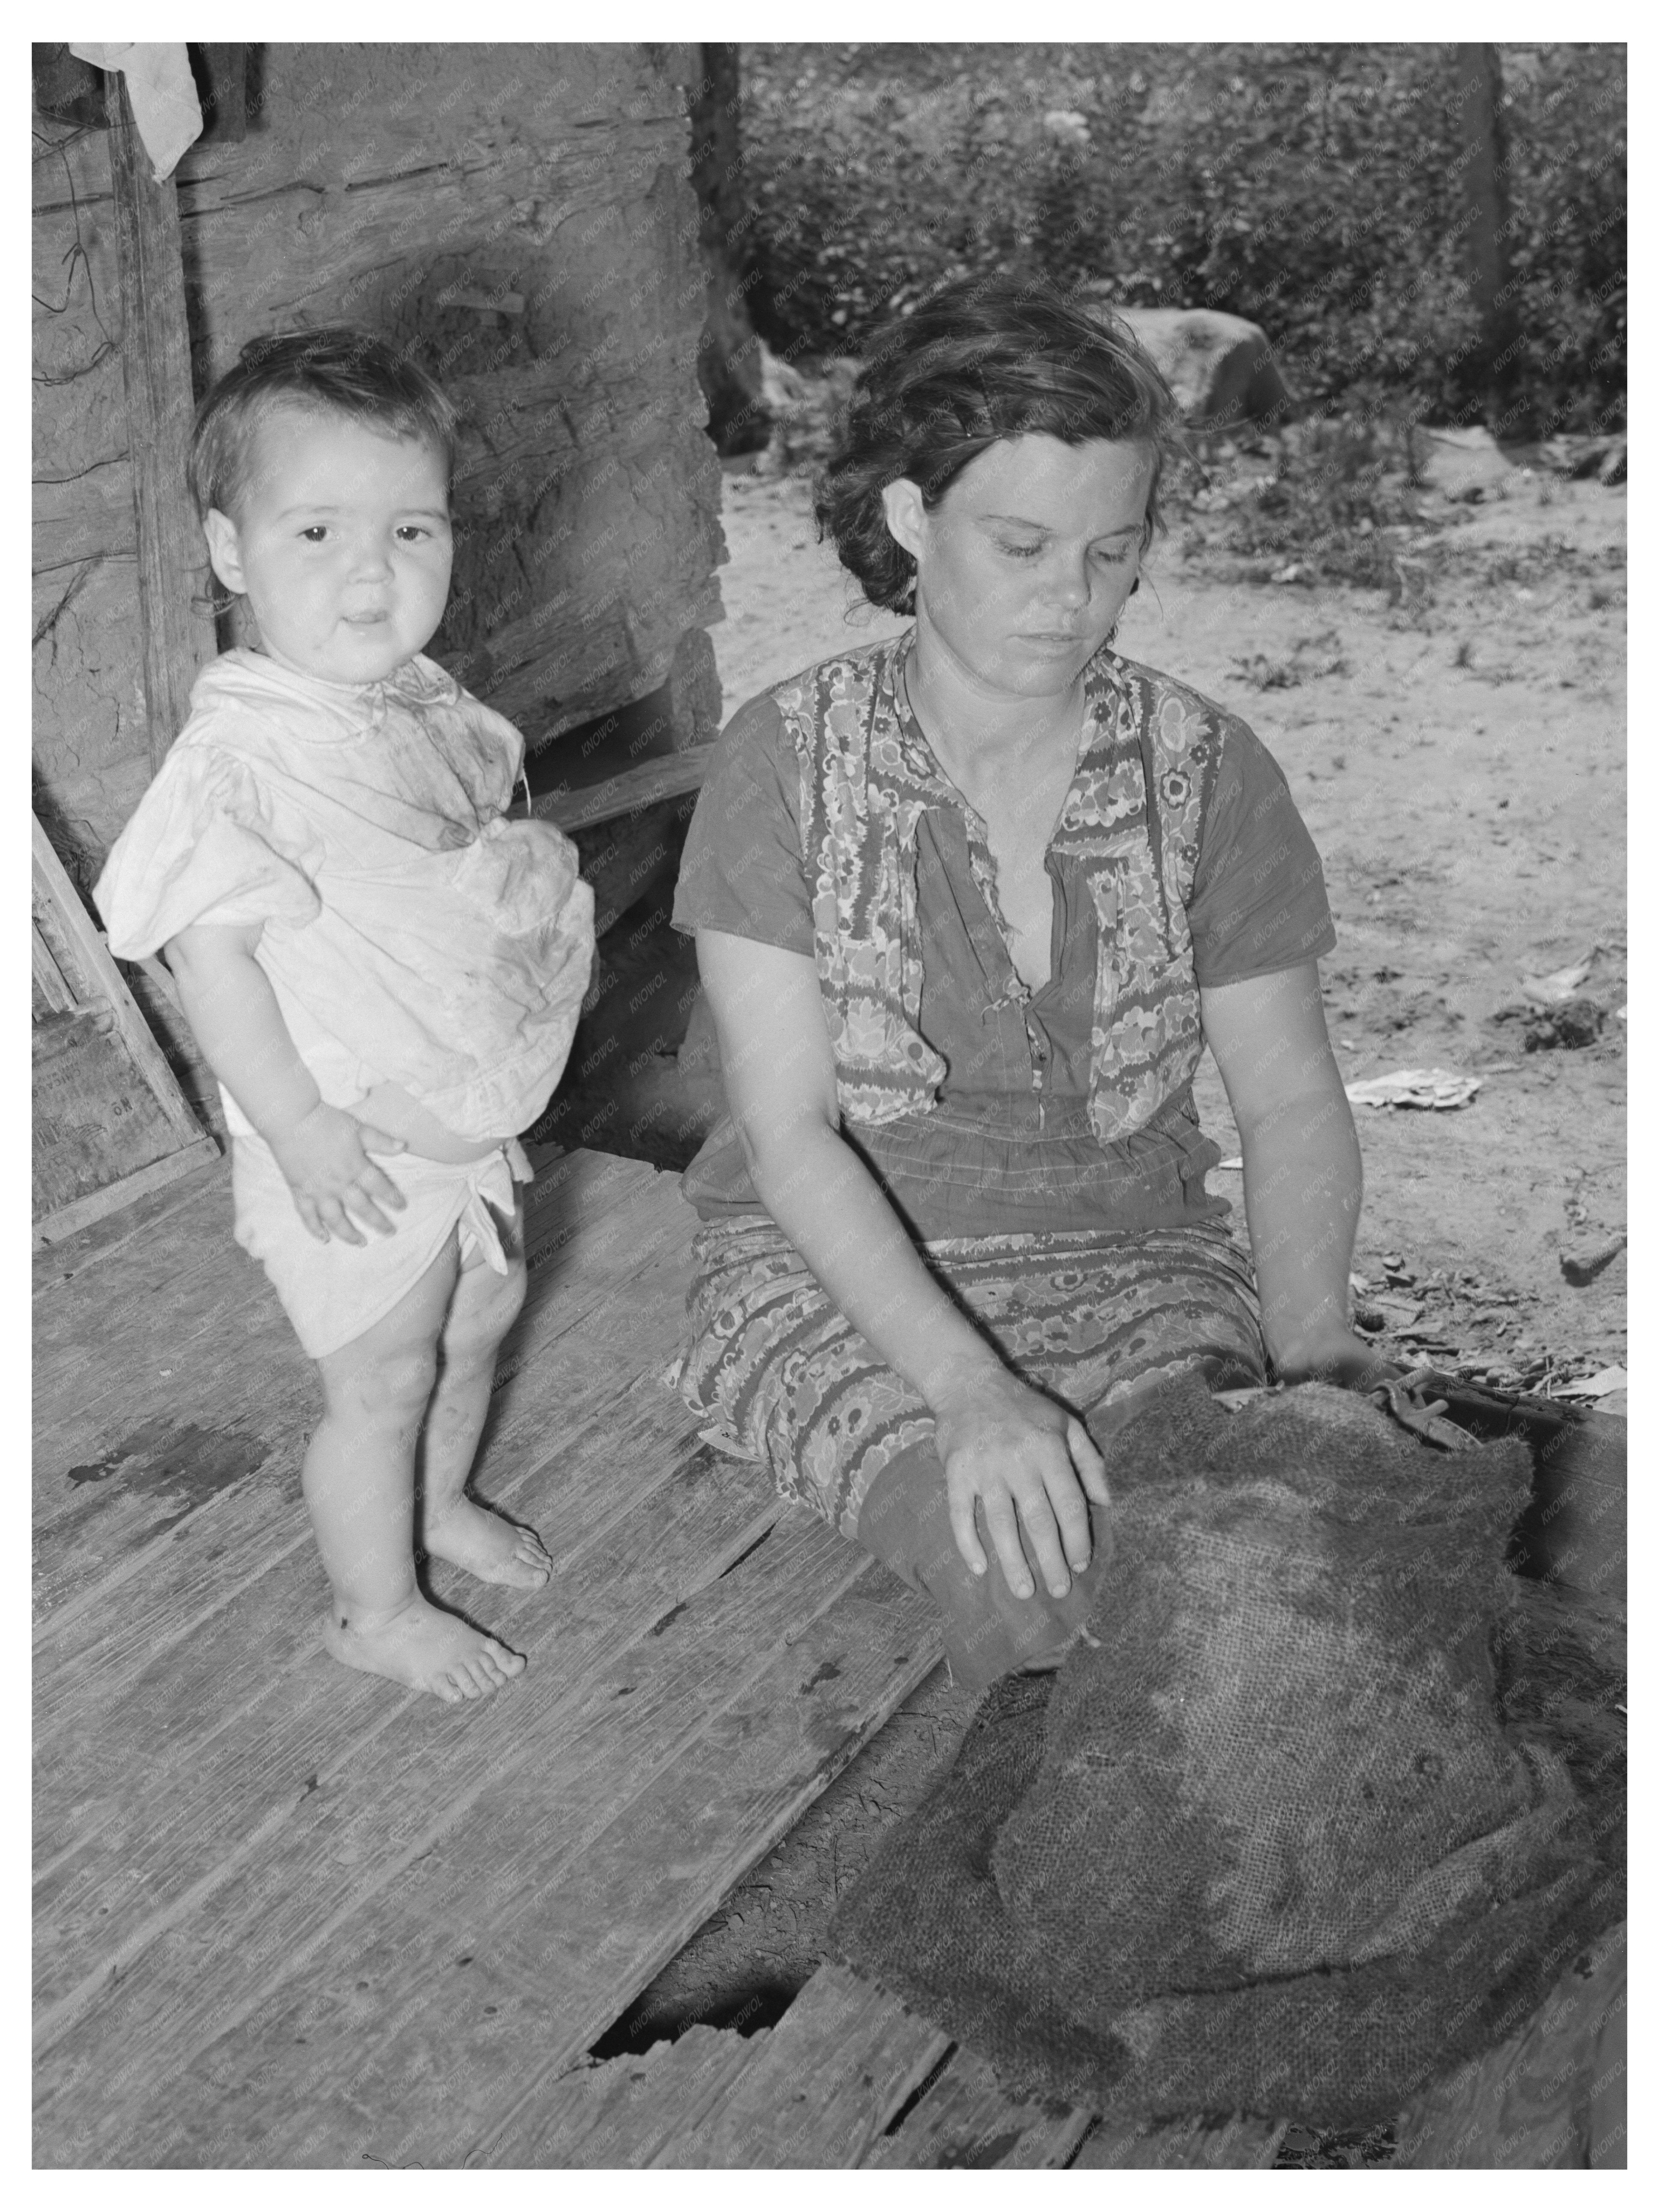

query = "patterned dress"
[[669, 633, 1335, 1678]]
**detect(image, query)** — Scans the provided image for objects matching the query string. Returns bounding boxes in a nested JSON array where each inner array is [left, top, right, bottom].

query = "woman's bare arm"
[[696, 927, 1107, 1598], [1200, 961, 1391, 1386], [165, 921, 405, 1243]]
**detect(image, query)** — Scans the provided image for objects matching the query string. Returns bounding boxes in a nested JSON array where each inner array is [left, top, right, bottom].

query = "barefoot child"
[[95, 330, 595, 1704]]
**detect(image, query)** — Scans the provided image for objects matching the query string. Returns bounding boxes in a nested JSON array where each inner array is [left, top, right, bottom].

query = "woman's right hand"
[[266, 1102, 408, 1245], [931, 1367, 1110, 1600]]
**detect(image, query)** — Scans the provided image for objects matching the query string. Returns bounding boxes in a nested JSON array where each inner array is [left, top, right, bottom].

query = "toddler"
[[95, 330, 595, 1705]]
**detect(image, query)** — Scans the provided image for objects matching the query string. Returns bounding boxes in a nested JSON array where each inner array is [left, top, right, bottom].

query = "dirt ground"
[[606, 448, 1627, 2145]]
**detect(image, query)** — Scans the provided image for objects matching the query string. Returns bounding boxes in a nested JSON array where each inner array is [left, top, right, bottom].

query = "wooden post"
[[105, 70, 217, 772]]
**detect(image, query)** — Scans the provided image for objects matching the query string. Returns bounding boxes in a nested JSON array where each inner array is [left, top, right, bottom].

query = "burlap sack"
[[831, 1379, 1621, 2127]]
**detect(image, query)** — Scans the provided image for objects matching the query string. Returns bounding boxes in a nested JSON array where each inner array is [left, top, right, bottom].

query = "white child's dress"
[[95, 648, 595, 1354]]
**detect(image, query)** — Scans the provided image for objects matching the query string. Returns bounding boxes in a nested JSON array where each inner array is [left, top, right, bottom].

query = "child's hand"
[[267, 1103, 408, 1245]]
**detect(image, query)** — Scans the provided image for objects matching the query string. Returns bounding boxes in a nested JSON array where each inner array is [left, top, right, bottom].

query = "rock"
[[1559, 1235, 1626, 1287], [1081, 298, 1293, 438], [1414, 425, 1514, 500]]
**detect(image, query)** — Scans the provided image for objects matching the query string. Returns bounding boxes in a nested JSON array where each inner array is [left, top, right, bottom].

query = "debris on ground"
[[1344, 1067, 1483, 1110], [1554, 1366, 1628, 1401], [1537, 432, 1628, 485], [1352, 1296, 1423, 1336], [1276, 2121, 1397, 2169], [1516, 999, 1606, 1052], [1345, 1253, 1623, 1402]]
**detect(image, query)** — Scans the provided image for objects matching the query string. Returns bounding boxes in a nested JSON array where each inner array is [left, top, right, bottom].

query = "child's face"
[[203, 405, 453, 686]]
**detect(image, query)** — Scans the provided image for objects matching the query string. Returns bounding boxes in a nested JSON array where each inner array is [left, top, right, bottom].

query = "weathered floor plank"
[[30, 1144, 666, 1507], [58, 1530, 929, 2166], [35, 1372, 710, 1870], [32, 1148, 686, 1621], [665, 1960, 954, 2169], [34, 1213, 709, 1885], [497, 2028, 766, 2170], [32, 1371, 708, 1876], [863, 2040, 1095, 2170], [42, 1147, 893, 2168], [35, 1441, 775, 2023]]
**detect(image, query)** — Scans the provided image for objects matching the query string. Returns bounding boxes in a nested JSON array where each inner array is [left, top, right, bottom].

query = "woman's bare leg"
[[418, 1195, 551, 1589], [308, 1233, 526, 1703]]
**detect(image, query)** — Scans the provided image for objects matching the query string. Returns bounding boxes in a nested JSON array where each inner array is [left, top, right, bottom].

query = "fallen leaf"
[[1344, 1067, 1483, 1110]]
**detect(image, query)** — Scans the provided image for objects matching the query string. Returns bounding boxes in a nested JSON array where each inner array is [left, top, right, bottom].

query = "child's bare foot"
[[322, 1591, 526, 1703], [423, 1494, 552, 1589]]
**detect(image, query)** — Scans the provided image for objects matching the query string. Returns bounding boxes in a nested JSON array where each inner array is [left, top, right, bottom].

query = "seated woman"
[[669, 278, 1385, 1689]]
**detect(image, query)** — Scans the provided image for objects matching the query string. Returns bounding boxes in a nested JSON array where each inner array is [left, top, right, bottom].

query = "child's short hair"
[[189, 328, 459, 520]]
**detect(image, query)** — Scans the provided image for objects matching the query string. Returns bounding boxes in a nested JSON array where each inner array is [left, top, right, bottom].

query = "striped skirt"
[[670, 1213, 1267, 1540]]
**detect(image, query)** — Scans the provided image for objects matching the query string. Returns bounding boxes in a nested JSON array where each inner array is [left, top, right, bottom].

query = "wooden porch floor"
[[33, 1146, 1621, 2169], [34, 1146, 959, 2166]]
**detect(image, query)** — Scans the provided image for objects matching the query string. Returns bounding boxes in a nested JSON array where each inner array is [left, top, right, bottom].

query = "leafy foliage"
[[738, 43, 1625, 437]]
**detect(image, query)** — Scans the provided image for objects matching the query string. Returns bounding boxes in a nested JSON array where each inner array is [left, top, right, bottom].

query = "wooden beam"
[[104, 71, 217, 772], [534, 749, 711, 834]]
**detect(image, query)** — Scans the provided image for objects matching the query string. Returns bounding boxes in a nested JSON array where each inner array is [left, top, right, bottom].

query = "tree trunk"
[[1451, 44, 1521, 421], [688, 43, 771, 456]]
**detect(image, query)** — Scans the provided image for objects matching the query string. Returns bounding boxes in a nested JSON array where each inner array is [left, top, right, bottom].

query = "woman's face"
[[883, 434, 1155, 699]]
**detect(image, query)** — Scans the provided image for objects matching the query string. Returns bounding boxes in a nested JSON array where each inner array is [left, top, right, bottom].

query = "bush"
[[737, 43, 1625, 438]]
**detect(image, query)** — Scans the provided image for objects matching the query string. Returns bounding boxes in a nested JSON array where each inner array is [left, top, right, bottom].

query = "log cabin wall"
[[33, 92, 156, 886], [33, 40, 725, 886]]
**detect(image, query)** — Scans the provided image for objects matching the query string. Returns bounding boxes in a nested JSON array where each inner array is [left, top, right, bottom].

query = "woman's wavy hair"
[[816, 276, 1180, 614], [189, 327, 458, 521]]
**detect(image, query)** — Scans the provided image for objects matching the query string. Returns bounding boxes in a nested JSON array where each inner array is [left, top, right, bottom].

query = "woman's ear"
[[880, 478, 928, 564], [202, 509, 246, 597]]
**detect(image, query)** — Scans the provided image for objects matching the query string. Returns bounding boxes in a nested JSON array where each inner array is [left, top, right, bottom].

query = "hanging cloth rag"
[[69, 43, 202, 180], [830, 1375, 1624, 2129]]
